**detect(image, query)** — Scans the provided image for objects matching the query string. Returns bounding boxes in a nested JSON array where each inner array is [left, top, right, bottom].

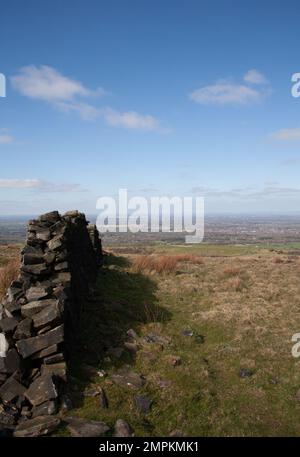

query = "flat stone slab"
[[13, 317, 32, 340], [0, 375, 26, 402], [16, 324, 64, 358], [0, 317, 18, 333], [13, 415, 61, 437], [111, 369, 145, 389], [26, 286, 52, 301], [65, 417, 110, 437], [25, 374, 57, 406], [21, 299, 58, 318], [32, 301, 62, 330]]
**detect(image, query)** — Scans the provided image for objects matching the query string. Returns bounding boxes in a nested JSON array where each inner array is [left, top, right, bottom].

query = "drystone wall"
[[0, 210, 102, 435]]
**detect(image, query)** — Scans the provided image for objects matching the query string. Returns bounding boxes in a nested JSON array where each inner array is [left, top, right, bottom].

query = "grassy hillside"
[[61, 244, 300, 436]]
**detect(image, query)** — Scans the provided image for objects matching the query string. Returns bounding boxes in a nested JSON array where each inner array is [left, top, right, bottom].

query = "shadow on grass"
[[68, 253, 172, 409]]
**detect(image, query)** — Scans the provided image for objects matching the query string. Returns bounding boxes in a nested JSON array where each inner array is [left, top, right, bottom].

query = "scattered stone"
[[65, 417, 109, 437], [169, 429, 184, 437], [99, 387, 109, 409], [60, 394, 73, 412], [144, 333, 171, 345], [25, 374, 58, 406], [156, 378, 172, 389], [124, 341, 138, 353], [182, 329, 194, 337], [13, 415, 61, 437], [127, 329, 138, 340], [16, 324, 64, 358], [111, 369, 145, 389], [134, 395, 153, 414], [83, 387, 101, 397], [114, 419, 134, 437], [239, 368, 254, 378]]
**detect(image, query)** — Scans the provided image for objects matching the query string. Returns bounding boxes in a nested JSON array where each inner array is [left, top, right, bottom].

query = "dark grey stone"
[[134, 395, 153, 414], [13, 415, 61, 437], [21, 299, 57, 318], [0, 317, 18, 333], [16, 324, 64, 358], [13, 318, 32, 340], [114, 419, 134, 437], [32, 400, 57, 417], [0, 376, 26, 402], [111, 369, 145, 389], [65, 417, 109, 437], [25, 374, 58, 406], [26, 285, 52, 301], [32, 301, 62, 330]]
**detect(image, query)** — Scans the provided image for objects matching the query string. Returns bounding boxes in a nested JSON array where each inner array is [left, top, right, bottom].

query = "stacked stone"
[[0, 210, 102, 435]]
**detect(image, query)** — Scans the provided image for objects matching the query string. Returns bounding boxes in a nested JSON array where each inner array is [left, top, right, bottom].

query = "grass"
[[0, 256, 19, 300], [61, 243, 300, 437]]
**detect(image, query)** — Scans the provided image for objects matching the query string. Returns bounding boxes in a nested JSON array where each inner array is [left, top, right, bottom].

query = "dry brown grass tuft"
[[225, 276, 243, 291], [133, 255, 178, 274], [0, 258, 19, 300], [272, 256, 284, 264], [174, 254, 204, 265], [222, 266, 241, 277]]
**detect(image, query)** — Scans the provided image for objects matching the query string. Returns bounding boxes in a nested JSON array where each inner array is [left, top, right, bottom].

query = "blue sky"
[[1, 0, 300, 215]]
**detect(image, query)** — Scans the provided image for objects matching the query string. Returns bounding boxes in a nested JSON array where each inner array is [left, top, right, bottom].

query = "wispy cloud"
[[0, 178, 86, 192], [189, 70, 270, 106], [191, 184, 300, 199], [243, 69, 269, 85], [103, 108, 170, 133], [280, 157, 300, 166], [11, 65, 105, 102], [0, 128, 14, 144], [11, 65, 168, 132], [271, 127, 300, 141]]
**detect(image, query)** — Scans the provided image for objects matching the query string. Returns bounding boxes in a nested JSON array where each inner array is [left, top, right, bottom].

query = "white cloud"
[[11, 65, 167, 132], [104, 108, 168, 132], [189, 81, 263, 105], [11, 65, 104, 102], [0, 128, 14, 144], [0, 179, 85, 192], [189, 70, 270, 106], [271, 127, 300, 141], [244, 69, 268, 85], [0, 134, 13, 144]]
